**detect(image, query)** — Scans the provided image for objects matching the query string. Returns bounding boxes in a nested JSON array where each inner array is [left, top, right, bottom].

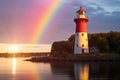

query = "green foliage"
[[107, 31, 120, 52], [51, 51, 69, 57], [51, 31, 120, 55], [88, 33, 109, 52], [51, 41, 72, 54]]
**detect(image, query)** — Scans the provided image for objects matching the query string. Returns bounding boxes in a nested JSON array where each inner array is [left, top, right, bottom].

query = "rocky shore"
[[25, 54, 120, 62]]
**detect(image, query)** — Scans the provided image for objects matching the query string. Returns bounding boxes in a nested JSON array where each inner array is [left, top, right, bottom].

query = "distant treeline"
[[0, 53, 50, 57], [51, 31, 120, 55]]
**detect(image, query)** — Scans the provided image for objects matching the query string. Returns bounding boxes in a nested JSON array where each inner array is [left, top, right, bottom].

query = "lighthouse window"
[[77, 33, 78, 36], [80, 12, 83, 15], [82, 33, 83, 36], [82, 44, 84, 47], [77, 44, 78, 47]]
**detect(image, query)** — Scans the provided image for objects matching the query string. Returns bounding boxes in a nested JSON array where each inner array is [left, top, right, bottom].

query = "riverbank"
[[26, 53, 120, 62]]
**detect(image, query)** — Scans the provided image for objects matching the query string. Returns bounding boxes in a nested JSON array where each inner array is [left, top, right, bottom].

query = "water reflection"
[[74, 64, 89, 80], [12, 58, 16, 74], [0, 58, 120, 80], [50, 62, 89, 80]]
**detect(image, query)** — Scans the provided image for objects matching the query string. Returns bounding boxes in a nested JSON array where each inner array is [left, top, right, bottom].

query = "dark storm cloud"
[[112, 11, 120, 16]]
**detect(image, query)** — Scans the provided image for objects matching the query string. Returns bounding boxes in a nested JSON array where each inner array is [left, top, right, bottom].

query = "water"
[[0, 58, 120, 80]]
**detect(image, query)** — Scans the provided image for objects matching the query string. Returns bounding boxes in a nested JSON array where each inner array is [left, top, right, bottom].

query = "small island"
[[26, 53, 120, 62], [26, 31, 120, 62]]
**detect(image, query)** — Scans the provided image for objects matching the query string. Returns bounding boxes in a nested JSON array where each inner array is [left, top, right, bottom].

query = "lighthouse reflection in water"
[[74, 64, 89, 80]]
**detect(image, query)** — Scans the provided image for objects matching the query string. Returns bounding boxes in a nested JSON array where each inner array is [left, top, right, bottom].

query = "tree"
[[51, 31, 120, 55]]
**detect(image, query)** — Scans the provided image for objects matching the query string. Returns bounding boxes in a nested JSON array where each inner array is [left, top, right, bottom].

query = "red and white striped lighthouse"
[[74, 7, 89, 54]]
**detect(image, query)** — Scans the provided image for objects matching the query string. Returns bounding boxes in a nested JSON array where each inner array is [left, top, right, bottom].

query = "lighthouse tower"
[[74, 7, 89, 54]]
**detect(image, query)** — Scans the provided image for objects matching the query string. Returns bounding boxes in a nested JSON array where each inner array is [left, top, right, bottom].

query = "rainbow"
[[32, 0, 64, 43]]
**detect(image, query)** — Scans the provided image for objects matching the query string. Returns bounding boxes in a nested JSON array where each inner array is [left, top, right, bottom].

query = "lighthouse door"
[[82, 49, 84, 53]]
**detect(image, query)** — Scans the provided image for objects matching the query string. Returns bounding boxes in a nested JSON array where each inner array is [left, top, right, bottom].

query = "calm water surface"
[[0, 58, 120, 80]]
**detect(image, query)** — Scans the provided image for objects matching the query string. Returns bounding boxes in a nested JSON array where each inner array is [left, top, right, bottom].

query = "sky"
[[0, 0, 120, 52], [0, 43, 51, 53]]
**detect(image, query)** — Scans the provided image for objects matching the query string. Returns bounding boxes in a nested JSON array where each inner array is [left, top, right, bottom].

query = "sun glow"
[[10, 45, 19, 53], [12, 58, 16, 74]]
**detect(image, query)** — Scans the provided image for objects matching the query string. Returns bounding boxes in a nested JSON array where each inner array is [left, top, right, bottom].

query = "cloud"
[[78, 0, 120, 14], [112, 11, 120, 16]]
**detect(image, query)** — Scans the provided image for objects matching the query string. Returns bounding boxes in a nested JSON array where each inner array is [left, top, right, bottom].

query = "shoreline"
[[26, 54, 120, 62]]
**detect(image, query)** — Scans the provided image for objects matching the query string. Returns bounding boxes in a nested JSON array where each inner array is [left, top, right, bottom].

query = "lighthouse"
[[74, 7, 89, 54]]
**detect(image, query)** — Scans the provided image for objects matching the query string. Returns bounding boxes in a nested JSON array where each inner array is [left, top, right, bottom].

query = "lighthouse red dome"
[[77, 7, 86, 13]]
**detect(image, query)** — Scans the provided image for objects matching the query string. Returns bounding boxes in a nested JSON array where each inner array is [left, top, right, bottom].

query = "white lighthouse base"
[[74, 32, 89, 54]]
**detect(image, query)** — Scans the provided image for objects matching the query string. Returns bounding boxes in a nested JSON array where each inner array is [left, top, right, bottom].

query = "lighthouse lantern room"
[[74, 7, 89, 54]]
